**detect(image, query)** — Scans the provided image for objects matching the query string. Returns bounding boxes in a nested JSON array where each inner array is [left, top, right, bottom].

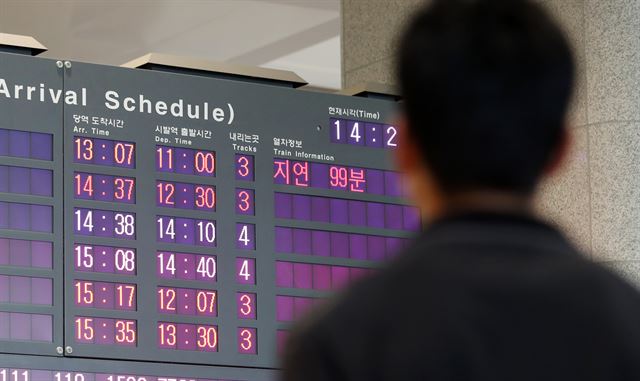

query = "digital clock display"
[[0, 50, 415, 379]]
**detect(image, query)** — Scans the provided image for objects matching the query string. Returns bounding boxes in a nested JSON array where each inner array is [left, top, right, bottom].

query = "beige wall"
[[342, 0, 640, 286]]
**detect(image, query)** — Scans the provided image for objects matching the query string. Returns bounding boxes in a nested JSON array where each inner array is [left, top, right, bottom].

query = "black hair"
[[398, 0, 575, 195]]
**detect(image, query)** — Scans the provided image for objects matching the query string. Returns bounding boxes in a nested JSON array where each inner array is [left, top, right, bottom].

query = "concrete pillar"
[[342, 0, 640, 286], [585, 1, 640, 284]]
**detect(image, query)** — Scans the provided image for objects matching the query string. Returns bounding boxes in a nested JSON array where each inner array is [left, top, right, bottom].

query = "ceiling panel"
[[0, 0, 341, 88]]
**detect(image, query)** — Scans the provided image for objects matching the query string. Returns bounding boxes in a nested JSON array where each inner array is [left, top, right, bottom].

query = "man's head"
[[396, 0, 575, 218]]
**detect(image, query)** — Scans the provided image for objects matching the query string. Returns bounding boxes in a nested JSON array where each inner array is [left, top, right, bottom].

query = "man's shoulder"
[[305, 230, 640, 336]]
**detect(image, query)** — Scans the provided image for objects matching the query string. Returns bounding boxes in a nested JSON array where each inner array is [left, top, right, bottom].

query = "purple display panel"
[[238, 328, 257, 355], [157, 287, 217, 317], [156, 146, 215, 177], [236, 223, 256, 250], [74, 280, 137, 311], [30, 132, 53, 161], [74, 244, 136, 275], [276, 296, 317, 322], [366, 169, 385, 195], [330, 118, 346, 144], [236, 258, 256, 285], [274, 193, 421, 232], [0, 239, 53, 269], [0, 202, 52, 233], [237, 292, 257, 320], [0, 129, 52, 161], [275, 261, 375, 291], [74, 137, 136, 168], [156, 216, 216, 247], [0, 275, 52, 305], [0, 129, 6, 157], [156, 181, 216, 212], [74, 316, 136, 346], [403, 206, 422, 232], [157, 322, 218, 352], [0, 312, 52, 342], [0, 165, 53, 197], [235, 188, 255, 215], [235, 154, 255, 181], [74, 172, 136, 203], [156, 251, 217, 282], [8, 131, 29, 159], [276, 330, 290, 355], [274, 193, 292, 219], [276, 296, 294, 322], [275, 261, 293, 288], [74, 208, 135, 239]]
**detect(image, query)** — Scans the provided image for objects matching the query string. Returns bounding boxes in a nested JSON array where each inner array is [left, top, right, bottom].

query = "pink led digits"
[[273, 159, 411, 196]]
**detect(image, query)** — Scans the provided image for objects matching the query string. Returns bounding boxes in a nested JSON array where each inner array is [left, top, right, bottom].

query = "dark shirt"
[[282, 212, 640, 381]]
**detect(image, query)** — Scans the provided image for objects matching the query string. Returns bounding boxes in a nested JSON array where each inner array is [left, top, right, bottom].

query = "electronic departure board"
[[0, 45, 419, 381]]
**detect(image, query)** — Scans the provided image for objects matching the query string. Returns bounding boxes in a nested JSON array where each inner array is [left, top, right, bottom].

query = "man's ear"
[[543, 126, 571, 177]]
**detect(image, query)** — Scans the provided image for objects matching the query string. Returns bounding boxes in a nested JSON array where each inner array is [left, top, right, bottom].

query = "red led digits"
[[156, 181, 216, 211], [235, 189, 254, 215], [194, 151, 215, 175], [235, 154, 254, 181], [195, 185, 216, 209], [156, 146, 216, 177], [157, 322, 218, 352], [197, 325, 218, 351], [238, 328, 257, 354], [74, 137, 135, 168], [74, 173, 135, 203], [75, 137, 94, 161], [75, 317, 136, 346], [329, 166, 348, 189], [75, 317, 94, 342], [114, 320, 137, 345], [74, 280, 136, 311], [157, 287, 218, 316], [237, 293, 257, 320]]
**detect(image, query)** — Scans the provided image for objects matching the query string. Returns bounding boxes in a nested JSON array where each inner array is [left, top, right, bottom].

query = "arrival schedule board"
[[0, 51, 419, 379]]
